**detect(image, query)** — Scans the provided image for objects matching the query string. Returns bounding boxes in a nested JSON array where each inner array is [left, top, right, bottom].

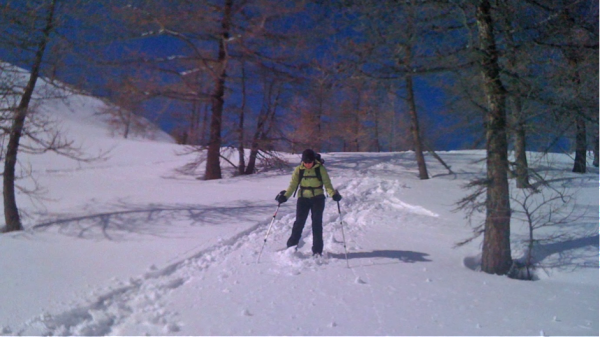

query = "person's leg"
[[287, 197, 311, 248], [310, 195, 326, 255]]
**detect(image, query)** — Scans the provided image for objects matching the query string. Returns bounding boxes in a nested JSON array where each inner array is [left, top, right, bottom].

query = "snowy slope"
[[1, 62, 173, 146], [0, 75, 598, 335]]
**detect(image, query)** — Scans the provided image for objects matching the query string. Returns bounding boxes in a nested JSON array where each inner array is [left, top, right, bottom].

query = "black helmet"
[[301, 149, 316, 163]]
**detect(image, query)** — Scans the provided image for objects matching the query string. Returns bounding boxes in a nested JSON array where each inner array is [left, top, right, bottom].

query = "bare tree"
[[100, 75, 154, 139], [399, 1, 429, 179], [348, 81, 368, 152], [495, 0, 533, 188], [287, 96, 321, 151], [202, 0, 233, 180], [523, 0, 598, 172], [0, 0, 110, 232], [476, 0, 513, 275], [236, 61, 248, 175], [245, 74, 284, 174], [509, 180, 580, 280], [1, 0, 57, 232], [110, 0, 310, 179], [321, 0, 474, 177]]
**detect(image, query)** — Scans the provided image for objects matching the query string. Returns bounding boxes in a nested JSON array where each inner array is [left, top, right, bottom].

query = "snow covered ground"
[[0, 83, 598, 335]]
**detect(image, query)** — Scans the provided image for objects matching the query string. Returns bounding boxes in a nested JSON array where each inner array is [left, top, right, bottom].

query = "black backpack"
[[293, 153, 324, 197], [315, 153, 324, 165]]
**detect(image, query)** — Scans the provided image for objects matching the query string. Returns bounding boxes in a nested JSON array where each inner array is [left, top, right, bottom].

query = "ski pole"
[[337, 201, 350, 268], [257, 203, 281, 263]]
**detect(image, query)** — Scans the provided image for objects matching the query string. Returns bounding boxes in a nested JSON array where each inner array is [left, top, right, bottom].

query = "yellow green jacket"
[[284, 161, 336, 199]]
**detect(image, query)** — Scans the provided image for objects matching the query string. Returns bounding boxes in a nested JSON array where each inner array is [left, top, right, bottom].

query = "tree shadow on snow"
[[329, 250, 431, 266], [28, 200, 277, 242], [533, 234, 599, 270], [530, 175, 599, 190]]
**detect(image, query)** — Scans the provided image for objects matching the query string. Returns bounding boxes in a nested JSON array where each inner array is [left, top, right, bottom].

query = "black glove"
[[332, 191, 342, 202], [275, 190, 287, 204]]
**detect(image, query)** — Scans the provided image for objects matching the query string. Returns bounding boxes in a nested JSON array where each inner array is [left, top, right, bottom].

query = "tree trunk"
[[204, 0, 233, 180], [244, 115, 270, 175], [389, 86, 396, 152], [572, 115, 587, 173], [190, 101, 200, 144], [245, 146, 259, 174], [511, 97, 529, 188], [238, 63, 247, 175], [400, 2, 428, 179], [406, 74, 429, 180], [500, 0, 529, 188], [4, 0, 56, 233], [354, 112, 360, 152], [201, 104, 209, 146], [245, 118, 263, 174], [476, 0, 513, 275], [354, 89, 361, 152], [593, 119, 599, 167], [373, 107, 381, 152], [553, 4, 593, 175], [563, 51, 586, 173], [245, 81, 280, 174], [315, 83, 324, 153], [123, 111, 131, 139]]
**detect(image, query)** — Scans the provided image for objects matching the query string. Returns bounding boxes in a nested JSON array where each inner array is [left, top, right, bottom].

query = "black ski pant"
[[286, 194, 325, 254]]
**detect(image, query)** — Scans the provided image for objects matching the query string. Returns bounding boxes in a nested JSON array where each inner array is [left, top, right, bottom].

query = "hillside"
[[0, 68, 598, 335]]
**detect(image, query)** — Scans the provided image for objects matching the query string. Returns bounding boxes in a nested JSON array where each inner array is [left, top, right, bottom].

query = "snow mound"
[[0, 62, 173, 145]]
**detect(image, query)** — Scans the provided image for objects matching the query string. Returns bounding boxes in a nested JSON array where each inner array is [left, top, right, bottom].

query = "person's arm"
[[320, 166, 336, 197], [284, 166, 301, 198]]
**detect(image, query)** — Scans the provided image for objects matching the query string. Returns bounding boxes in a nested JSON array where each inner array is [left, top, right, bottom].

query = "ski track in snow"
[[16, 162, 443, 335]]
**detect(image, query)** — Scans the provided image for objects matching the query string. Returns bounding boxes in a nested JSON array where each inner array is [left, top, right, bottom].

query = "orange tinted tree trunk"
[[205, 0, 233, 180]]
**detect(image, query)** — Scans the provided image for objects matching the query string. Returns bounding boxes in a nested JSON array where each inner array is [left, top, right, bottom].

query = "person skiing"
[[275, 149, 342, 256]]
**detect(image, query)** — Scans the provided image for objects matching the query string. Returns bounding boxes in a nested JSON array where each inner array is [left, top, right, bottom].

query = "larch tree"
[[323, 0, 473, 178], [495, 0, 535, 188], [556, 6, 598, 174], [0, 0, 111, 233], [244, 72, 286, 174], [1, 0, 57, 232], [475, 0, 513, 275], [523, 0, 598, 172], [113, 0, 309, 179]]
